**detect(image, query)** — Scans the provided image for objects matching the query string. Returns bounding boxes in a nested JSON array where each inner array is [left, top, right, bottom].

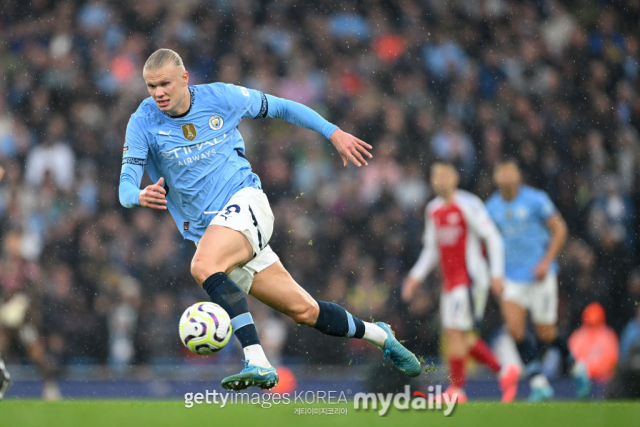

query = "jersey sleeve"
[[122, 115, 149, 166], [408, 208, 440, 281], [119, 116, 149, 208], [536, 191, 556, 222], [264, 94, 339, 140], [221, 83, 268, 120], [463, 197, 504, 279]]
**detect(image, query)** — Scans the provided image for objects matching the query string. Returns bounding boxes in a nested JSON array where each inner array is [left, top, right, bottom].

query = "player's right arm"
[[118, 116, 167, 210], [402, 209, 439, 302]]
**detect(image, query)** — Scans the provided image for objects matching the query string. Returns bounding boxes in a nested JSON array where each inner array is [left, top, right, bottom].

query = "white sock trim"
[[362, 322, 387, 348], [243, 344, 271, 368]]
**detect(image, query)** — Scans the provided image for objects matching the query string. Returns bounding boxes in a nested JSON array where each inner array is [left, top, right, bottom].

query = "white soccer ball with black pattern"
[[179, 302, 232, 355]]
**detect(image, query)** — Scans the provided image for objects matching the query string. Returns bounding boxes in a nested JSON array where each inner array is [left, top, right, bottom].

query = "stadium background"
[[0, 0, 639, 399]]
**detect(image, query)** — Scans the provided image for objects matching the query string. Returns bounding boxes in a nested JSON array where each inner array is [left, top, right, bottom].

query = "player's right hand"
[[401, 277, 420, 303], [138, 177, 167, 210]]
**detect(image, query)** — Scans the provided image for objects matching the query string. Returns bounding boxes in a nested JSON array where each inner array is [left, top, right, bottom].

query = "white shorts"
[[229, 245, 279, 294], [502, 272, 558, 325], [441, 285, 475, 331], [209, 187, 275, 257], [197, 187, 280, 294]]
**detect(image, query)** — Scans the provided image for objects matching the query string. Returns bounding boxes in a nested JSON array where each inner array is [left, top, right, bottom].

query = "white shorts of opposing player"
[[440, 281, 490, 331], [502, 272, 558, 325], [199, 187, 280, 294]]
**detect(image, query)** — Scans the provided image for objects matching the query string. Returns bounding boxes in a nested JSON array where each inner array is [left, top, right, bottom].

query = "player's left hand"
[[533, 259, 550, 281], [491, 277, 504, 298], [0, 167, 4, 183], [329, 129, 372, 167]]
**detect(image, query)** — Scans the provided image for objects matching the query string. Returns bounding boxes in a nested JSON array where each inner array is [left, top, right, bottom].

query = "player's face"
[[494, 163, 521, 196], [430, 164, 458, 197], [143, 63, 188, 114]]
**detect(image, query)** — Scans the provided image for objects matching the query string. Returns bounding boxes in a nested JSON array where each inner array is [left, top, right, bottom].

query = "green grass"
[[2, 400, 639, 427]]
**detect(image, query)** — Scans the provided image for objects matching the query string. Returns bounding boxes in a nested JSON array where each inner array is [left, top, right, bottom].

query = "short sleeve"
[[536, 191, 556, 222], [223, 84, 268, 120], [122, 115, 149, 166], [463, 196, 495, 238], [485, 196, 497, 222]]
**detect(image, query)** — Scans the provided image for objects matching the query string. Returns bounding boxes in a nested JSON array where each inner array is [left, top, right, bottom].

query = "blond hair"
[[143, 48, 184, 72]]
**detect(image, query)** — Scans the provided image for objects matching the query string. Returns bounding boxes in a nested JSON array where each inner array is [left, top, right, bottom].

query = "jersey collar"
[[164, 86, 195, 119]]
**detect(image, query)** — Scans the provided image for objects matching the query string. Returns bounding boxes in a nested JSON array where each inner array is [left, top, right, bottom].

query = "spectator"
[[568, 302, 619, 383]]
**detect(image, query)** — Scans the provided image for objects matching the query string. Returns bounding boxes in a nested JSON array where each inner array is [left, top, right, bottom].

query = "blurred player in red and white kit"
[[402, 162, 520, 403]]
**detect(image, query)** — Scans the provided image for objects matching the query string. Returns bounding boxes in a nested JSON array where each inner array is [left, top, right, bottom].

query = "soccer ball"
[[179, 302, 232, 355]]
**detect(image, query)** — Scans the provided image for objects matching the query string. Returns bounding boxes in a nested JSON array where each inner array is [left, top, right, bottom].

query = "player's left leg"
[[249, 261, 421, 377], [533, 272, 590, 399], [465, 333, 520, 402], [442, 328, 468, 403]]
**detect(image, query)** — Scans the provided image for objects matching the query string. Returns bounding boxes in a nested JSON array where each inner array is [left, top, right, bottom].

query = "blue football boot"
[[572, 361, 592, 399], [528, 374, 555, 402], [221, 361, 279, 391], [376, 322, 422, 377]]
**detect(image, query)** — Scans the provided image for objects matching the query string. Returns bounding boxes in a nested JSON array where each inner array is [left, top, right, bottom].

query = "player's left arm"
[[265, 95, 372, 167], [466, 198, 505, 296], [231, 84, 372, 167], [534, 211, 568, 281]]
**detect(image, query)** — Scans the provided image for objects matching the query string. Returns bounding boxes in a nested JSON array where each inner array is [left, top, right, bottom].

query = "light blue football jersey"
[[122, 83, 267, 241], [486, 185, 557, 282]]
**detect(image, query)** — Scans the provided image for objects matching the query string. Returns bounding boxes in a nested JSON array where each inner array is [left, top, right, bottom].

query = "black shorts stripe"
[[248, 206, 263, 250]]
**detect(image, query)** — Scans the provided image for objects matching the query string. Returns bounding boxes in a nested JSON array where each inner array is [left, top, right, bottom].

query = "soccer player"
[[118, 49, 421, 391], [0, 354, 10, 400], [486, 159, 590, 401], [402, 162, 520, 403], [0, 167, 11, 400]]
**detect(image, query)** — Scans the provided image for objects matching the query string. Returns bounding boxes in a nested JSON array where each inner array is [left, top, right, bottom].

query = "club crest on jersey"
[[446, 212, 461, 224], [209, 115, 224, 131], [182, 123, 197, 141]]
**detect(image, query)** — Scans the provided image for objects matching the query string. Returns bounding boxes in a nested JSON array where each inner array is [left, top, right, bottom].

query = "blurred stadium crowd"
[[1, 0, 640, 391]]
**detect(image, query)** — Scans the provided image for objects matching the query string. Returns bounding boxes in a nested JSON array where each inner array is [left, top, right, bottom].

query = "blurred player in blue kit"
[[486, 159, 590, 401], [118, 49, 421, 391]]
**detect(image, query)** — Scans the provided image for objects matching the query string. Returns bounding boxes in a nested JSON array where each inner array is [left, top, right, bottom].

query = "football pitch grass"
[[2, 400, 640, 427]]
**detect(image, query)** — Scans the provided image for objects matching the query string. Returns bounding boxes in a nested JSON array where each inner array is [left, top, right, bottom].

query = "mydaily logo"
[[354, 385, 458, 417]]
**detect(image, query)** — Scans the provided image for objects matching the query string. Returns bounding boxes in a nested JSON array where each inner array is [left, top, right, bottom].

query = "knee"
[[535, 326, 557, 343], [288, 298, 319, 326], [191, 258, 223, 286], [506, 322, 525, 343]]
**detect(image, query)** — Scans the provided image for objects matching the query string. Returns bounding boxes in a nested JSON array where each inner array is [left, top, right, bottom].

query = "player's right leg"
[[531, 273, 590, 399], [437, 286, 481, 403], [192, 224, 277, 391], [249, 261, 421, 377], [502, 282, 555, 401], [0, 353, 11, 400]]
